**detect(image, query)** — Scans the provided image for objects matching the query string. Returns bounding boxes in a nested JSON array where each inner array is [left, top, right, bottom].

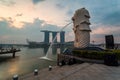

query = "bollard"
[[49, 65, 52, 71], [59, 62, 62, 67], [13, 75, 18, 80], [34, 69, 38, 76]]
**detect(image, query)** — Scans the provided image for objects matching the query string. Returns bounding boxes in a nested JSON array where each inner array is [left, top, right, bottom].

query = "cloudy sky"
[[0, 0, 120, 44]]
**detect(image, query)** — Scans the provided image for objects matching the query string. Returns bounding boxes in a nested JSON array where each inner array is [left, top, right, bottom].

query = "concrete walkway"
[[19, 63, 120, 80]]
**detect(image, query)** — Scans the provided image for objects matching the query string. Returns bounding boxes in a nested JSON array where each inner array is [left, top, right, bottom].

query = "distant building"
[[44, 31, 50, 43], [41, 30, 65, 44], [52, 32, 58, 43], [60, 31, 65, 43]]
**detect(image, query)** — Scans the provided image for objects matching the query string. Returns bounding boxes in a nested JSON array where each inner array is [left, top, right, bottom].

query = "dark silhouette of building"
[[105, 35, 114, 49]]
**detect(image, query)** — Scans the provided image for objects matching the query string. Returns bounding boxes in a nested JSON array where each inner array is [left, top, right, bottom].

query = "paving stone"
[[19, 63, 120, 80]]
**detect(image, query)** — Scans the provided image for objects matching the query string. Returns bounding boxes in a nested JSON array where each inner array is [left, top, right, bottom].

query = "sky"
[[0, 0, 120, 44]]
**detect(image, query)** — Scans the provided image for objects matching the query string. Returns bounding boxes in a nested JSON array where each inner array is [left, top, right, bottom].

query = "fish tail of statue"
[[72, 8, 91, 48]]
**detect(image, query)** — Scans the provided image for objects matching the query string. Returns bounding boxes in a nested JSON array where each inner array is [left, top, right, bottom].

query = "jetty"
[[0, 47, 20, 58]]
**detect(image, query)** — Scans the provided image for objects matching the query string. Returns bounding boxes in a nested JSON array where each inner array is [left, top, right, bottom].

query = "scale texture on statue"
[[72, 8, 91, 48]]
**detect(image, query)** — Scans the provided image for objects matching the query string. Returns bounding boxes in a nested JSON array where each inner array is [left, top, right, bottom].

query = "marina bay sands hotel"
[[41, 30, 65, 44]]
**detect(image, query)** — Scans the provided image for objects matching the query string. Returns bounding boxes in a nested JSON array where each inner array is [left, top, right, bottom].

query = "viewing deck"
[[0, 48, 21, 58]]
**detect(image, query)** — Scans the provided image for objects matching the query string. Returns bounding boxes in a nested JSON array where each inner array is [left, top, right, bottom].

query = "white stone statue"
[[72, 8, 91, 48]]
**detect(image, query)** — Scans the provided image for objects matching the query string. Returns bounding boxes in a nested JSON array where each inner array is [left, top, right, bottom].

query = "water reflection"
[[60, 45, 66, 53], [0, 56, 13, 63], [43, 45, 66, 55], [43, 46, 49, 54], [8, 62, 18, 75], [52, 46, 57, 55], [0, 45, 67, 80]]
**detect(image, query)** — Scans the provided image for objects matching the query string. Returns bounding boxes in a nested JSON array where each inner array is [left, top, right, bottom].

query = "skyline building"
[[41, 30, 50, 44], [41, 30, 65, 44], [60, 31, 65, 43], [52, 32, 58, 43]]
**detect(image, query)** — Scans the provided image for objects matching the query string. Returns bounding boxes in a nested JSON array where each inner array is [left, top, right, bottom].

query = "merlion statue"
[[72, 8, 91, 48]]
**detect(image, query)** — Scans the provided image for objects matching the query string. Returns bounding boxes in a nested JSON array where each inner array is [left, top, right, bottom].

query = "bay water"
[[0, 46, 63, 80]]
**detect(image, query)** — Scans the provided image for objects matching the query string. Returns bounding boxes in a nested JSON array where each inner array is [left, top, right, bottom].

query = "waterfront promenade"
[[19, 63, 120, 80]]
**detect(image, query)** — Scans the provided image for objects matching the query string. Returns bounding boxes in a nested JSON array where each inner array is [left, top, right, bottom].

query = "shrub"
[[72, 50, 120, 60]]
